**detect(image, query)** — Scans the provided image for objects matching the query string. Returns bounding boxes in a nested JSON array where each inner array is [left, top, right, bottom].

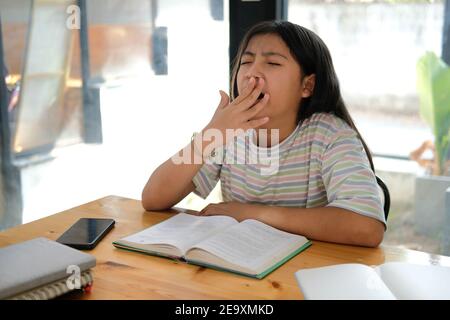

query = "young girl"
[[142, 20, 386, 248]]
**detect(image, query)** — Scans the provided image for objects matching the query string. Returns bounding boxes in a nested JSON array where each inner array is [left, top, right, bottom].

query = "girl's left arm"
[[197, 202, 385, 248]]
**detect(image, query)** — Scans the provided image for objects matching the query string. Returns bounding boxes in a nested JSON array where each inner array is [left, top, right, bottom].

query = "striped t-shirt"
[[192, 112, 385, 225]]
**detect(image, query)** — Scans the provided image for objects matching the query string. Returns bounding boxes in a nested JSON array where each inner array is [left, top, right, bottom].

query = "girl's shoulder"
[[293, 113, 359, 152], [300, 112, 351, 137]]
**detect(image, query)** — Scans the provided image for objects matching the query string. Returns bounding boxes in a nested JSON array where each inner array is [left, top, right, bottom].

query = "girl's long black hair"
[[230, 20, 375, 172]]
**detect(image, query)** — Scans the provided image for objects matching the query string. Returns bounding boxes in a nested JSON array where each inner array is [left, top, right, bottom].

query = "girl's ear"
[[301, 74, 316, 98]]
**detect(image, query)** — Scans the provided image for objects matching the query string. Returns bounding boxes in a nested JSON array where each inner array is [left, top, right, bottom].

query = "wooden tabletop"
[[1, 195, 449, 300]]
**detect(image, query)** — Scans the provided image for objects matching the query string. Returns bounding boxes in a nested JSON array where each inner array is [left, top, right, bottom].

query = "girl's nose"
[[246, 76, 263, 87], [244, 62, 264, 79]]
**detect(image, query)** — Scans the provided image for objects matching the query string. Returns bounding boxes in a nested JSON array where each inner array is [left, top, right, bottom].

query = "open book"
[[295, 262, 450, 300], [113, 213, 311, 279]]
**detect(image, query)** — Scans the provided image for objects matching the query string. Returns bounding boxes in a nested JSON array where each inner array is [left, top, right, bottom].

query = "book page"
[[188, 219, 308, 272], [121, 213, 238, 255], [375, 262, 450, 299], [295, 264, 396, 300]]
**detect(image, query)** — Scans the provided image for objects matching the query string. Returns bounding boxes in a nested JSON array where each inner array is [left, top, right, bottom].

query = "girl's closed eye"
[[240, 61, 281, 66]]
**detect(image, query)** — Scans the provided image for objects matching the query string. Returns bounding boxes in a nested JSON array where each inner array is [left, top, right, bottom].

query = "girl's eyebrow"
[[242, 51, 288, 60]]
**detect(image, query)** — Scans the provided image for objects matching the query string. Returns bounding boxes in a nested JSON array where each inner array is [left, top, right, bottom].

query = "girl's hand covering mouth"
[[202, 76, 270, 148]]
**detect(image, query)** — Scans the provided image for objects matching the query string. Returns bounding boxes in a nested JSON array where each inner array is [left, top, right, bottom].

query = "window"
[[288, 0, 443, 158], [288, 0, 448, 255], [1, 0, 229, 224]]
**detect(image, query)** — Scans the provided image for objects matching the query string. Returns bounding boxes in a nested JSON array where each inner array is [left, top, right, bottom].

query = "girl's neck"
[[255, 117, 298, 148]]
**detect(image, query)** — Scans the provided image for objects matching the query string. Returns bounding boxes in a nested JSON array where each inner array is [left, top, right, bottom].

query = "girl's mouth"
[[257, 92, 265, 100]]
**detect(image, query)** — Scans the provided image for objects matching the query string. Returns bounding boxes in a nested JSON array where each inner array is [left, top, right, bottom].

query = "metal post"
[[0, 16, 22, 230], [229, 0, 287, 73], [78, 0, 102, 143], [150, 0, 168, 75], [210, 0, 224, 21], [442, 0, 450, 65], [443, 187, 450, 255]]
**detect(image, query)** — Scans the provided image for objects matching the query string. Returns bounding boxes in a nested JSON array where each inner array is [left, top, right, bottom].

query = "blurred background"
[[0, 0, 449, 256]]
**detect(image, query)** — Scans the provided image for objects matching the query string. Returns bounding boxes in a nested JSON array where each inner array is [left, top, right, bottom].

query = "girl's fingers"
[[245, 116, 270, 130], [242, 93, 269, 120], [200, 204, 214, 215], [238, 78, 265, 111], [210, 78, 266, 133], [232, 77, 256, 105], [218, 90, 230, 109]]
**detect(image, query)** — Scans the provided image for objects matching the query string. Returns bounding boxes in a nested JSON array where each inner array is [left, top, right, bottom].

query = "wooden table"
[[1, 195, 449, 300]]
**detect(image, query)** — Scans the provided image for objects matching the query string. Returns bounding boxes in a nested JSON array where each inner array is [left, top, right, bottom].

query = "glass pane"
[[1, 0, 31, 76], [97, 0, 229, 209], [6, 0, 82, 155], [8, 0, 229, 223], [25, 2, 70, 74], [59, 25, 83, 146], [288, 0, 443, 158], [87, 0, 154, 80], [288, 0, 447, 255], [0, 0, 32, 143], [14, 75, 64, 152]]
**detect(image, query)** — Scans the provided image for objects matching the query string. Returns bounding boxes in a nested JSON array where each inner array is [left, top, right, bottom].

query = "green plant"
[[416, 51, 450, 175]]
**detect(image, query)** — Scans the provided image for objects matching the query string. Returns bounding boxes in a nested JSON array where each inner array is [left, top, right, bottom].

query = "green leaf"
[[416, 52, 450, 175]]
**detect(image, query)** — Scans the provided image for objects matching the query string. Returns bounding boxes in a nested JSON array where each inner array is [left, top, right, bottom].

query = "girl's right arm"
[[141, 133, 211, 211], [141, 77, 269, 211]]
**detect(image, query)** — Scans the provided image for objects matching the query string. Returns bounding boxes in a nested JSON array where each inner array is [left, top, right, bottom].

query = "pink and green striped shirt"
[[192, 112, 385, 225]]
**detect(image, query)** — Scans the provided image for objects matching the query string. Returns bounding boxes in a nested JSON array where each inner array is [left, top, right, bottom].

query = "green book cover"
[[186, 240, 312, 279], [112, 240, 312, 279]]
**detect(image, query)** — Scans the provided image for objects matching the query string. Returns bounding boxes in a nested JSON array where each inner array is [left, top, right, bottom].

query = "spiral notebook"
[[0, 237, 96, 300]]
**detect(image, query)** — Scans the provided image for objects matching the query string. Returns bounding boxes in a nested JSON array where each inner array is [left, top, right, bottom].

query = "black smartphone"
[[56, 218, 115, 250]]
